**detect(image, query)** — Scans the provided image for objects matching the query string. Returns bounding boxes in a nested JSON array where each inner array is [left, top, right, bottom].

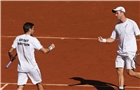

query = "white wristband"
[[48, 46, 53, 51], [102, 39, 107, 43]]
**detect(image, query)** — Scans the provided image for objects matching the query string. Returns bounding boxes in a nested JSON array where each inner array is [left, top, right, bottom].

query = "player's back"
[[15, 34, 39, 72]]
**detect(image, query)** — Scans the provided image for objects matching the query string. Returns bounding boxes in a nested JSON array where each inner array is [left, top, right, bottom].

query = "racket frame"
[[134, 53, 140, 66]]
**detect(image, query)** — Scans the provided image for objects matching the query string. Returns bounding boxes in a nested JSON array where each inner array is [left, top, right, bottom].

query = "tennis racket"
[[5, 53, 17, 69], [134, 53, 140, 66]]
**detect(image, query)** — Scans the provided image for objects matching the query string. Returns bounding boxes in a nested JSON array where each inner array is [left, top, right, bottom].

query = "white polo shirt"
[[111, 18, 140, 54], [12, 34, 43, 72]]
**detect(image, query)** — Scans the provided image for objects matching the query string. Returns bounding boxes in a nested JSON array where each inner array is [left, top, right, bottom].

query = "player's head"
[[23, 22, 34, 35], [112, 6, 126, 20]]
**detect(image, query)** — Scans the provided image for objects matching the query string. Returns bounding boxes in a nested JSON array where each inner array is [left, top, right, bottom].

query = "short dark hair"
[[23, 22, 34, 33]]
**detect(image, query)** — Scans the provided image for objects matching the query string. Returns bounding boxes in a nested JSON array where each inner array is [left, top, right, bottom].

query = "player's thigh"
[[28, 68, 42, 84], [115, 55, 125, 68], [18, 72, 28, 85]]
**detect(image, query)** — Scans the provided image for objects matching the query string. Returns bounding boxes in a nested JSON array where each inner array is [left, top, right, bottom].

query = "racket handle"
[[5, 61, 12, 69]]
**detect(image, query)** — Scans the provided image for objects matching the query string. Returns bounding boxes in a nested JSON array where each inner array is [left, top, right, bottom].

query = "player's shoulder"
[[31, 36, 39, 42], [31, 36, 38, 39], [127, 18, 139, 27], [15, 34, 24, 39], [127, 18, 136, 23]]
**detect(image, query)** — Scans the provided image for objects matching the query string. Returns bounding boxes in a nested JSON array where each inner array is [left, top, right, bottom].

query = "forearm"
[[106, 38, 115, 43], [98, 36, 115, 43], [8, 47, 15, 59], [8, 51, 12, 59], [40, 47, 51, 54], [40, 44, 55, 54]]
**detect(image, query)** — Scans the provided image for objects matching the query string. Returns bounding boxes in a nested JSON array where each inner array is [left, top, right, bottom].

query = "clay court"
[[1, 1, 140, 90]]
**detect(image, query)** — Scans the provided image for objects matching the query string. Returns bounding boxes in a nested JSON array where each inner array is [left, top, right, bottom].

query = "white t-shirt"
[[110, 18, 140, 55], [12, 34, 43, 72]]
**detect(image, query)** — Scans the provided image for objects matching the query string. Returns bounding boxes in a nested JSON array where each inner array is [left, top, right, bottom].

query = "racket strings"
[[134, 54, 140, 66]]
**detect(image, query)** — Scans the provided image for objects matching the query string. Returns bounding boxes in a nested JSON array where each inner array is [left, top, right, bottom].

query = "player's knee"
[[17, 85, 24, 90], [117, 68, 124, 76], [36, 82, 44, 90]]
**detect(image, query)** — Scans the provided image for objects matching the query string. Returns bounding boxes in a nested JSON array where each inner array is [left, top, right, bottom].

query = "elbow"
[[44, 51, 48, 54]]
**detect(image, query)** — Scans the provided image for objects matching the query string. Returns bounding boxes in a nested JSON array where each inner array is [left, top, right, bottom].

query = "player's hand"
[[48, 43, 55, 51], [50, 44, 55, 49], [98, 36, 103, 42], [98, 36, 106, 43], [11, 56, 16, 60]]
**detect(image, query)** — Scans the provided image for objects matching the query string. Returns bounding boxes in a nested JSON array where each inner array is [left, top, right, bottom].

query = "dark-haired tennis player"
[[98, 6, 140, 90], [8, 22, 55, 90]]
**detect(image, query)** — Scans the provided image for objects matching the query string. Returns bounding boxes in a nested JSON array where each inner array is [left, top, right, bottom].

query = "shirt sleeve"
[[110, 29, 118, 40], [32, 37, 43, 50], [12, 37, 18, 48], [133, 21, 140, 36]]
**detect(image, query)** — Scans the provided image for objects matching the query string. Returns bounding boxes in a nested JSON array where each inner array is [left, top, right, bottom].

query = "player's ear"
[[29, 28, 32, 31], [28, 28, 32, 32]]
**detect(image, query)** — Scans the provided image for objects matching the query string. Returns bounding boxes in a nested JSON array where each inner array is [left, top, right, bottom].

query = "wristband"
[[48, 46, 53, 51], [102, 39, 107, 43]]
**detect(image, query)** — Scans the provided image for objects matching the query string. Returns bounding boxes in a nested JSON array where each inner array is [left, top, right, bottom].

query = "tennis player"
[[8, 22, 55, 90], [98, 6, 140, 90]]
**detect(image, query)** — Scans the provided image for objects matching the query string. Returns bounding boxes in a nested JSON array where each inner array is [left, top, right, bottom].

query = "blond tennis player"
[[98, 6, 140, 90]]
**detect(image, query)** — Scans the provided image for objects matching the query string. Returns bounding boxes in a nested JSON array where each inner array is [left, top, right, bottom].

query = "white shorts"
[[116, 52, 136, 69], [18, 68, 42, 85], [115, 54, 136, 69]]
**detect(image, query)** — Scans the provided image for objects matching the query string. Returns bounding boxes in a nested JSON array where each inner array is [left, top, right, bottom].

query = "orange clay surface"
[[1, 1, 140, 90]]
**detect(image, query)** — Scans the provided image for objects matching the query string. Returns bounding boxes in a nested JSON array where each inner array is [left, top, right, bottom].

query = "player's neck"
[[120, 16, 127, 23], [25, 32, 32, 36]]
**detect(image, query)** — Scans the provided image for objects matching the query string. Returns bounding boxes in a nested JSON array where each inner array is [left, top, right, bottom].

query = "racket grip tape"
[[5, 54, 17, 69], [5, 61, 12, 69]]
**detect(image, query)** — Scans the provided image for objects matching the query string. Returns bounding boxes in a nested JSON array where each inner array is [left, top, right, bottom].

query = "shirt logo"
[[18, 38, 30, 46]]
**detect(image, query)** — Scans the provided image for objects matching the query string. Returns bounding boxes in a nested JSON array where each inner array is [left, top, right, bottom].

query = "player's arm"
[[98, 36, 115, 43], [8, 47, 16, 60], [40, 44, 55, 54]]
